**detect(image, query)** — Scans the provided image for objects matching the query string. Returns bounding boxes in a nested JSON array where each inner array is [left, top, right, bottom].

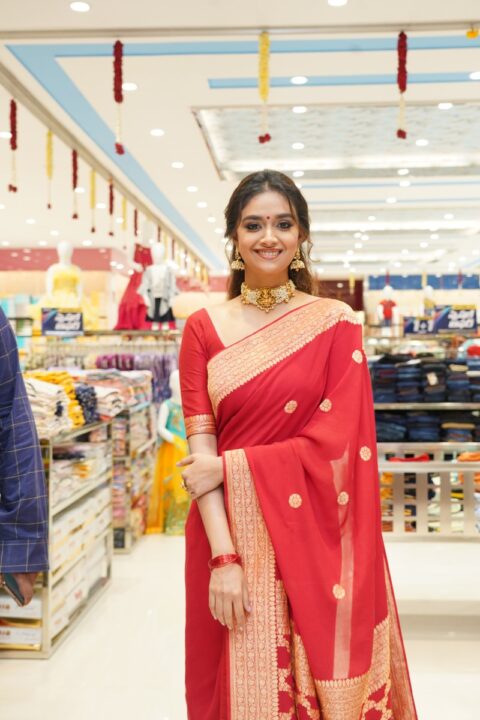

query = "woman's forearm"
[[188, 434, 235, 555]]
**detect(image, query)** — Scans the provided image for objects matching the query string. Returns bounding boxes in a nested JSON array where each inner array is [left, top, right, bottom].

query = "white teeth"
[[257, 250, 281, 259]]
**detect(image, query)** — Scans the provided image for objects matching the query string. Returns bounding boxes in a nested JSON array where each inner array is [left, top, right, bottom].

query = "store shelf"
[[51, 527, 111, 586], [52, 469, 112, 517], [375, 403, 480, 410], [41, 420, 110, 444]]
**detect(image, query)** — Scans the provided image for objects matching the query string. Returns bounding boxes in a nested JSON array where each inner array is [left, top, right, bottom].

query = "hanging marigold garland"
[[108, 179, 114, 236], [133, 208, 139, 237], [121, 196, 127, 231], [46, 130, 53, 208], [90, 169, 96, 233], [72, 149, 79, 219], [8, 99, 18, 192], [113, 40, 125, 155], [258, 31, 271, 144], [396, 31, 408, 139], [157, 224, 161, 244], [466, 26, 479, 39]]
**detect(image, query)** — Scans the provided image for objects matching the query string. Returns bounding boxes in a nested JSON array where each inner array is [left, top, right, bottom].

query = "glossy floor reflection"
[[0, 535, 478, 720]]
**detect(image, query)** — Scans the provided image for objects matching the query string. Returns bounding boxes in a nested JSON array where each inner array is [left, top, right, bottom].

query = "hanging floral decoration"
[[90, 169, 96, 233], [258, 31, 272, 144], [108, 179, 114, 236], [133, 208, 138, 237], [121, 196, 127, 231], [466, 26, 479, 39], [113, 40, 125, 155], [457, 270, 464, 289], [349, 273, 355, 295], [396, 31, 408, 139], [157, 225, 161, 244], [8, 99, 18, 192], [385, 270, 391, 286], [172, 237, 176, 266], [72, 149, 79, 219], [46, 130, 53, 208]]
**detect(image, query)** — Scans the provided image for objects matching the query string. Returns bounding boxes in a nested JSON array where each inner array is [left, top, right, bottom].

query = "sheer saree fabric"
[[179, 298, 417, 720]]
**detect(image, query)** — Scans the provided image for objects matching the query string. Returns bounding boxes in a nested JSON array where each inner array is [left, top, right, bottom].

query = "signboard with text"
[[404, 305, 477, 336], [41, 309, 84, 337]]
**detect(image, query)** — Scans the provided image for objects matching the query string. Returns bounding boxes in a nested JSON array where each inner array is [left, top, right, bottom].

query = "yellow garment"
[[25, 370, 85, 428], [146, 434, 190, 535], [32, 264, 98, 330]]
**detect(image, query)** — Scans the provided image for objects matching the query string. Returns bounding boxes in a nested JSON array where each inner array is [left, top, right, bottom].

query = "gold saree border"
[[225, 448, 279, 720], [208, 299, 360, 414], [184, 413, 216, 437]]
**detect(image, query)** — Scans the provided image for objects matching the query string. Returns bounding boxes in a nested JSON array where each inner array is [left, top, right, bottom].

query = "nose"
[[263, 223, 275, 242]]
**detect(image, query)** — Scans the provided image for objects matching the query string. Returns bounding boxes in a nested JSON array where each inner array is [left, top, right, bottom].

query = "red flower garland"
[[8, 99, 18, 192], [72, 149, 79, 219], [133, 208, 138, 237], [397, 31, 408, 139], [109, 180, 114, 236], [113, 40, 125, 155]]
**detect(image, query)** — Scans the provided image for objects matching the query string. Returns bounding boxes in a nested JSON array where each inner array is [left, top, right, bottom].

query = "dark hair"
[[224, 169, 317, 299]]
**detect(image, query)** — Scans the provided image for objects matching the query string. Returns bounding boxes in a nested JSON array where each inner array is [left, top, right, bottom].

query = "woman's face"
[[235, 190, 301, 285]]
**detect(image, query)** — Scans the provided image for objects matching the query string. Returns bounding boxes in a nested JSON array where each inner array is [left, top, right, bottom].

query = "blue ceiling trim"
[[304, 180, 480, 190], [7, 44, 222, 269], [209, 72, 476, 89], [308, 197, 480, 205]]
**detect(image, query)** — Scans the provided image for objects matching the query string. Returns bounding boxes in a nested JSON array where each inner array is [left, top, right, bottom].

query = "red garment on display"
[[115, 244, 153, 330], [379, 299, 397, 320], [179, 298, 417, 720]]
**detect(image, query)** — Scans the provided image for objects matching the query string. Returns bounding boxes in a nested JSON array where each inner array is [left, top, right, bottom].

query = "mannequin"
[[44, 241, 83, 309], [377, 285, 399, 329], [115, 242, 153, 330], [146, 370, 190, 535], [422, 284, 436, 317], [139, 243, 177, 325]]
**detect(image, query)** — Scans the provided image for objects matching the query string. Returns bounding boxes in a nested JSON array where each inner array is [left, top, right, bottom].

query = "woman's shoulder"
[[312, 296, 361, 325]]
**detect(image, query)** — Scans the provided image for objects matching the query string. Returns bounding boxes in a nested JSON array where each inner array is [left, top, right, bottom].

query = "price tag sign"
[[433, 305, 477, 334], [403, 316, 435, 335], [41, 308, 84, 337]]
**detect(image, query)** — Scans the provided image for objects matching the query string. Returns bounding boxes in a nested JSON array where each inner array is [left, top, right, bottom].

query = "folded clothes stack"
[[419, 360, 447, 402], [91, 384, 124, 419], [375, 412, 408, 442], [24, 376, 72, 438], [375, 410, 479, 442], [407, 412, 442, 442], [26, 370, 85, 428], [75, 383, 100, 425], [467, 356, 480, 403], [446, 362, 471, 403], [396, 361, 423, 403], [69, 369, 153, 411]]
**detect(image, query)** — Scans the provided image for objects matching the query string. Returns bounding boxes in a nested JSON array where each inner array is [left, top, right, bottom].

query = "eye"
[[278, 222, 292, 230], [245, 223, 261, 231]]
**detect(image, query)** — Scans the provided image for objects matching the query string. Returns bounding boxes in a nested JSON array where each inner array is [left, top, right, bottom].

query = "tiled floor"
[[1, 535, 479, 720]]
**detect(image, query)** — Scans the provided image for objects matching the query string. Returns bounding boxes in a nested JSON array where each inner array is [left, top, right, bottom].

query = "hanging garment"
[[179, 298, 417, 720], [146, 399, 190, 535], [139, 264, 177, 321], [115, 245, 153, 330]]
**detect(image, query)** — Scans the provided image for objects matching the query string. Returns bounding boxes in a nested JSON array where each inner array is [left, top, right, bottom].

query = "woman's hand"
[[176, 453, 224, 499], [209, 563, 251, 631]]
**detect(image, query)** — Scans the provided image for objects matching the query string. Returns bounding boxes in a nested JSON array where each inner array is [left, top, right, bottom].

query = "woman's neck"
[[243, 273, 289, 289]]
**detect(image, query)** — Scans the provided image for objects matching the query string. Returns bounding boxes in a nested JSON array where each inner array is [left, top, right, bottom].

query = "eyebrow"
[[241, 213, 295, 221]]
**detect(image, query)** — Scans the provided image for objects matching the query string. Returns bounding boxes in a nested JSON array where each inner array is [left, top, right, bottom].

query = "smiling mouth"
[[254, 249, 283, 260]]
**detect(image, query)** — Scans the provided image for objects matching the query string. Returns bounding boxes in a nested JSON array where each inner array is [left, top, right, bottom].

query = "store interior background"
[[1, 2, 480, 719]]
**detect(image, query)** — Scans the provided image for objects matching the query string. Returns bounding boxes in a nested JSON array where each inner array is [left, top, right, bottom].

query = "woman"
[[178, 170, 417, 719]]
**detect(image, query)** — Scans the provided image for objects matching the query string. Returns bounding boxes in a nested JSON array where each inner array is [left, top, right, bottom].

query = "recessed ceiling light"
[[150, 128, 165, 137], [419, 242, 429, 248], [469, 71, 480, 80], [70, 1, 90, 11], [386, 197, 397, 204], [398, 168, 409, 176], [438, 102, 453, 110], [110, 261, 117, 267], [82, 239, 93, 247], [430, 233, 439, 240], [472, 249, 480, 255], [0, 204, 5, 210], [292, 106, 308, 114], [50, 230, 60, 237], [214, 228, 224, 235], [361, 234, 369, 241], [207, 216, 216, 223], [293, 170, 305, 178], [459, 256, 467, 262], [2, 240, 10, 246], [116, 217, 124, 224], [38, 240, 47, 247], [444, 213, 454, 220], [347, 250, 354, 256], [96, 202, 106, 209], [116, 263, 124, 270], [0, 131, 12, 139], [74, 186, 85, 194], [394, 261, 402, 268], [416, 138, 429, 147], [399, 180, 411, 187], [292, 142, 305, 150], [401, 248, 409, 255], [187, 186, 198, 192], [122, 82, 137, 92], [171, 161, 184, 169], [368, 215, 376, 221], [354, 243, 363, 249], [197, 201, 208, 208], [26, 218, 36, 224], [290, 76, 308, 85], [354, 232, 362, 238], [328, 0, 348, 5]]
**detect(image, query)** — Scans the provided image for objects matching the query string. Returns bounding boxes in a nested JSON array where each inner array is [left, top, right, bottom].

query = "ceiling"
[[0, 1, 480, 278]]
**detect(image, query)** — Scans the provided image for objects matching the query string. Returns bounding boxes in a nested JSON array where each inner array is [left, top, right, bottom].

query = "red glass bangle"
[[208, 553, 242, 571]]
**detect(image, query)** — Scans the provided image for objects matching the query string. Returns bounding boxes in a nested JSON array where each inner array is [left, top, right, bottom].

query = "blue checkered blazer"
[[0, 308, 48, 573]]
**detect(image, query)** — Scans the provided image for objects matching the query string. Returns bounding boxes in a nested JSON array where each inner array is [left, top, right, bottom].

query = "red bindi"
[[266, 216, 270, 219]]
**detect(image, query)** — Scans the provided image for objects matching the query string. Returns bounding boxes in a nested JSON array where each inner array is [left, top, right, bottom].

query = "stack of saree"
[[179, 297, 417, 720]]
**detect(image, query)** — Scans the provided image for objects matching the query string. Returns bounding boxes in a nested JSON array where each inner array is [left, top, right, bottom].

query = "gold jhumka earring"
[[289, 247, 305, 271], [231, 247, 245, 270]]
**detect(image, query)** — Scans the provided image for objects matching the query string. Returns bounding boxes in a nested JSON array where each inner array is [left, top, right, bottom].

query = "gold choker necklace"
[[240, 279, 296, 313]]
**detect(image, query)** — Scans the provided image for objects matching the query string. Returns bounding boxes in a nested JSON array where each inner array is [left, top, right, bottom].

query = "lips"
[[254, 249, 282, 260]]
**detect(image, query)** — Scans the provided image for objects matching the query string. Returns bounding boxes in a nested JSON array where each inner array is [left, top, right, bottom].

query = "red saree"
[[179, 298, 417, 720]]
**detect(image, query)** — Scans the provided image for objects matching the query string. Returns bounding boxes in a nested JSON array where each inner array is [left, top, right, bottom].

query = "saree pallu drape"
[[179, 299, 417, 720]]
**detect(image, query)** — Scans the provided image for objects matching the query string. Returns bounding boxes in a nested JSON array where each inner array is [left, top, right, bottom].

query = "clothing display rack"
[[112, 402, 156, 553], [0, 420, 114, 658]]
